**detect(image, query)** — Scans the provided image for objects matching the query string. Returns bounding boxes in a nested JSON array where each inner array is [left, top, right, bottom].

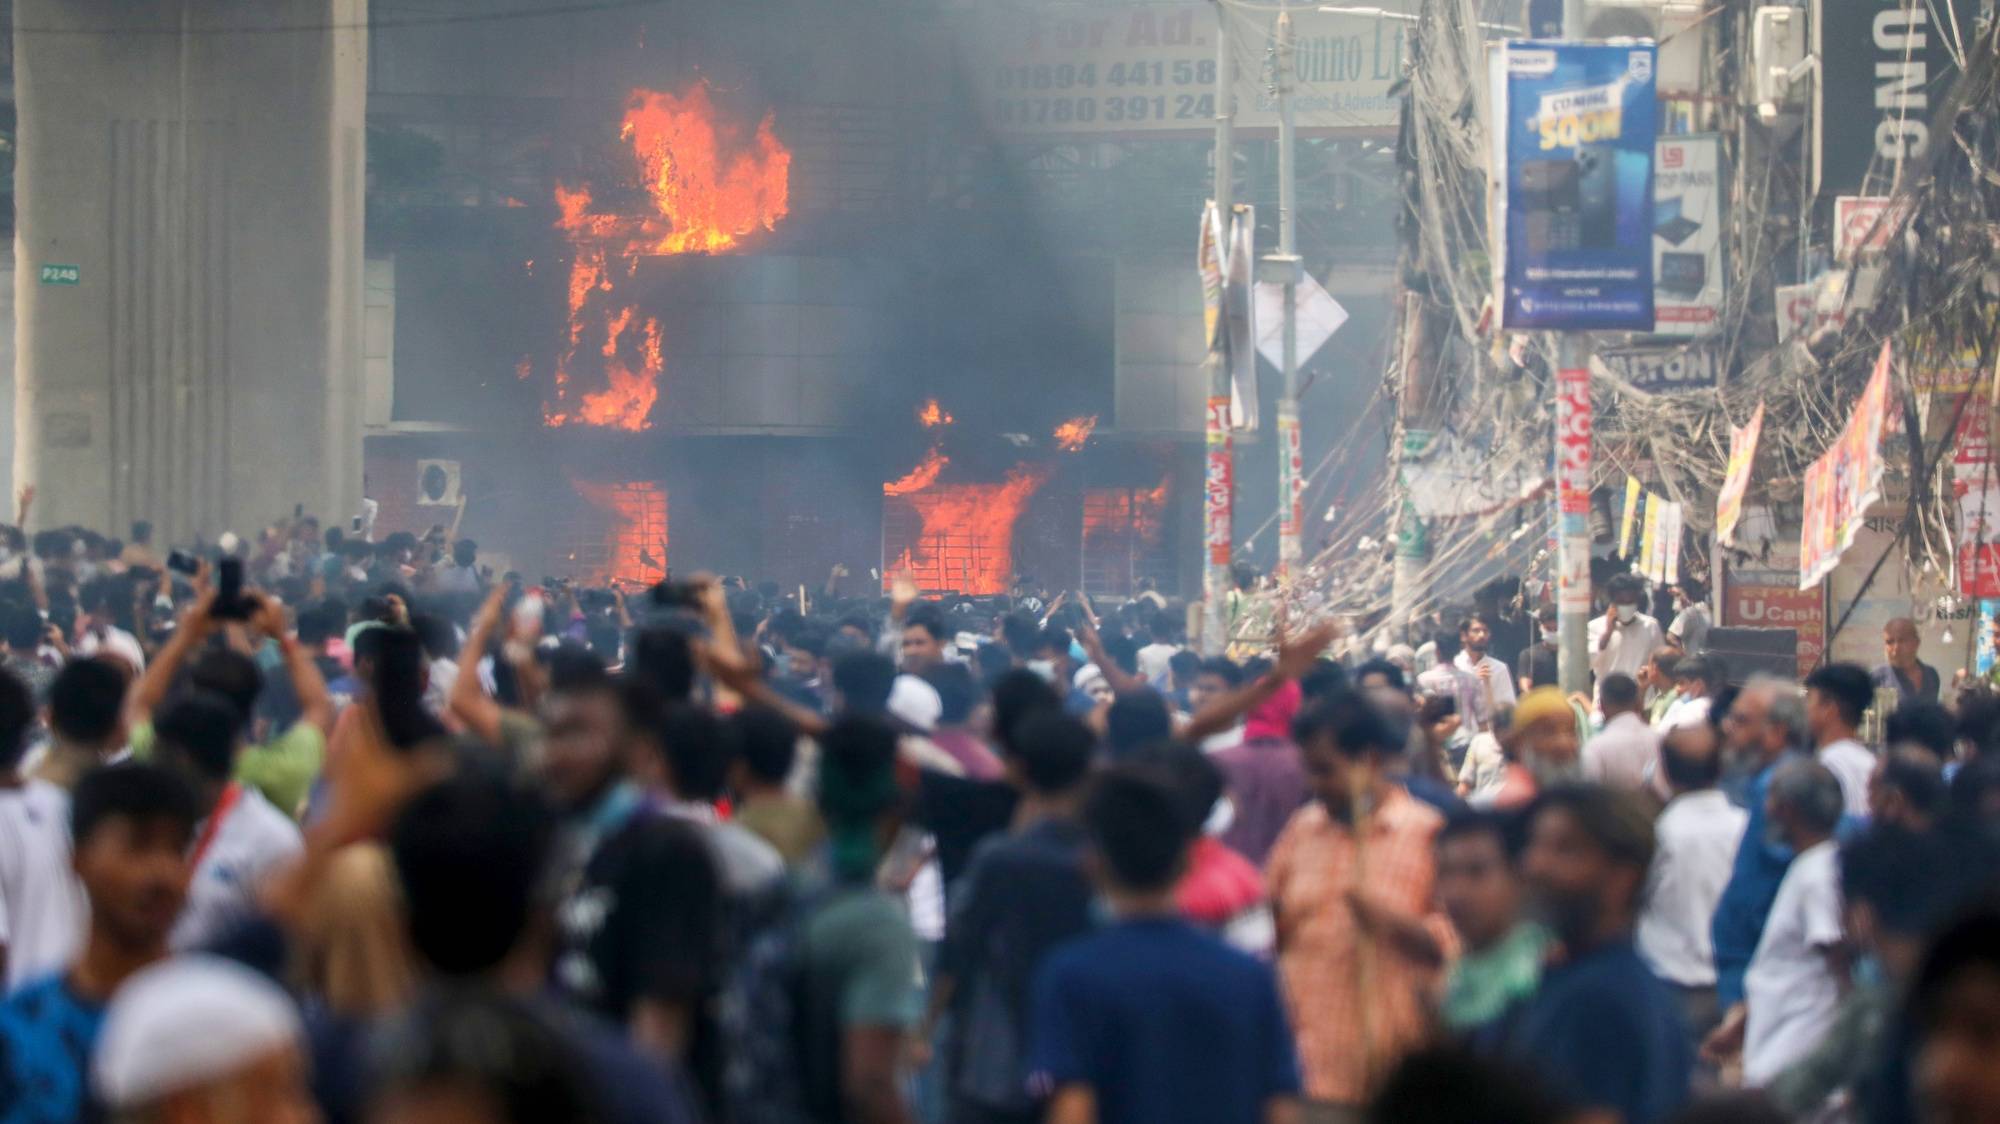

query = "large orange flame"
[[885, 447, 951, 497], [1053, 415, 1098, 452], [884, 464, 1052, 595], [539, 83, 791, 432]]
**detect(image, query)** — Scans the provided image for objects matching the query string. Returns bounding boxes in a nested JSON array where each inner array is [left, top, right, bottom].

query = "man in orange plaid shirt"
[[1267, 689, 1455, 1122]]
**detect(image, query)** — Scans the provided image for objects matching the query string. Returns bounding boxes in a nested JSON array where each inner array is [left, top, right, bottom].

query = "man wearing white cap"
[[92, 955, 315, 1124]]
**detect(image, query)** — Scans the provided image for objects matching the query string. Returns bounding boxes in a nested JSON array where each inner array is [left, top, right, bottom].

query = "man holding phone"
[[122, 581, 336, 819]]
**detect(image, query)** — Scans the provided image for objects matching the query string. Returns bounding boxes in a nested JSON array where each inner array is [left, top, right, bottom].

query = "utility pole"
[[1555, 3, 1603, 692], [1273, 1, 1305, 582], [1202, 0, 1238, 654]]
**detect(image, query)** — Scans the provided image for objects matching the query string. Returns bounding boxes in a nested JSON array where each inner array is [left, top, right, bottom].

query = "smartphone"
[[212, 557, 252, 621], [166, 550, 200, 577]]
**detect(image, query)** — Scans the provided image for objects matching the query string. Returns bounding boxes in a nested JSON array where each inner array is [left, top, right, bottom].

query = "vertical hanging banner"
[[1492, 41, 1659, 330], [1276, 403, 1304, 576], [1199, 201, 1225, 348], [1661, 501, 1683, 585], [1800, 342, 1895, 589], [1639, 493, 1661, 580], [1205, 396, 1234, 567], [1715, 401, 1765, 547], [1555, 361, 1593, 614], [1953, 404, 2000, 598], [1618, 476, 1641, 557], [1223, 205, 1259, 431]]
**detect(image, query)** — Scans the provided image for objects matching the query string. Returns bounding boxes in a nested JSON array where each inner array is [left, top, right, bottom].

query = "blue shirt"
[[1507, 938, 1692, 1124], [0, 975, 107, 1124], [1029, 917, 1300, 1124], [1710, 754, 1800, 1007]]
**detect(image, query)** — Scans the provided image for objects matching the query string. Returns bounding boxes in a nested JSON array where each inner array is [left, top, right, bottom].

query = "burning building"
[[355, 0, 1394, 593]]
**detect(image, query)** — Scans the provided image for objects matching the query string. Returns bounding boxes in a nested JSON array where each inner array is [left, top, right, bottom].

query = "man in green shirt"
[[796, 715, 922, 1124], [125, 589, 335, 818], [1436, 809, 1548, 1032]]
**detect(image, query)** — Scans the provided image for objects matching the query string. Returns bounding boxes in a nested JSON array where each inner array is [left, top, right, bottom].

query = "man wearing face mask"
[[1589, 574, 1664, 683], [1509, 784, 1692, 1124], [1267, 689, 1451, 1117]]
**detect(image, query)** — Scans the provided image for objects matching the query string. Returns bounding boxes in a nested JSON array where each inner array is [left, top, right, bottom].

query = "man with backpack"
[[725, 714, 921, 1124]]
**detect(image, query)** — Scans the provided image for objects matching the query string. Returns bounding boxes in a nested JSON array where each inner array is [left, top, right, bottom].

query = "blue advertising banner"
[[1492, 41, 1658, 331]]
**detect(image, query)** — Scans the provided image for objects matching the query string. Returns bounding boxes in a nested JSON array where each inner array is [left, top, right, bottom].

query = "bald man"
[[1871, 618, 1939, 705]]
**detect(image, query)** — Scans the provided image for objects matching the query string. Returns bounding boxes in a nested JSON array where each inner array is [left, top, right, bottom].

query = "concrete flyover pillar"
[[13, 0, 367, 543]]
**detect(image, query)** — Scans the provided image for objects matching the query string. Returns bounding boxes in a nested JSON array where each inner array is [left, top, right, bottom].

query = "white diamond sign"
[[1254, 271, 1349, 370]]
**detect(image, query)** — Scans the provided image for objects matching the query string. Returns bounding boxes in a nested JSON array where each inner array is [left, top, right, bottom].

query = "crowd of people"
[[0, 510, 1997, 1124]]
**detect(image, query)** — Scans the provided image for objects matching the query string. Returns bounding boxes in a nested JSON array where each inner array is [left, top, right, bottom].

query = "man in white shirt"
[[1706, 758, 1846, 1085], [1582, 673, 1659, 791], [148, 695, 303, 950], [1803, 663, 1877, 817], [1589, 574, 1665, 683], [1453, 614, 1518, 733], [1135, 614, 1180, 688], [1418, 630, 1487, 735], [1658, 655, 1716, 733], [0, 669, 83, 990], [1638, 722, 1749, 1044]]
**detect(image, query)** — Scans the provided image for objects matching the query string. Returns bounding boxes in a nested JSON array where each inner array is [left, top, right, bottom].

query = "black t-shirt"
[[554, 810, 725, 1111], [915, 770, 1019, 891], [1518, 642, 1560, 690]]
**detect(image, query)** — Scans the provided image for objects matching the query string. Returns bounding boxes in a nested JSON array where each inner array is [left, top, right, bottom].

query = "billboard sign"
[[1492, 41, 1659, 331], [1652, 134, 1724, 336], [966, 3, 1409, 138], [1817, 0, 1979, 197]]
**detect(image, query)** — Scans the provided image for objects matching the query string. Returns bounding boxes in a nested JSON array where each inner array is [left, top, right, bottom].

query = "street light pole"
[[1274, 0, 1305, 582]]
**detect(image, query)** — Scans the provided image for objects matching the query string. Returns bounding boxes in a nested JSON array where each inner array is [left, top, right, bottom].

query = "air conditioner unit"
[[416, 460, 462, 507], [1570, 0, 1707, 94], [1751, 5, 1809, 110]]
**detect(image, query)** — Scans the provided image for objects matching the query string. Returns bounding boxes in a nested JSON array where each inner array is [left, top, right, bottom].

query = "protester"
[[926, 711, 1096, 1124], [1453, 614, 1517, 732], [1590, 575, 1666, 682], [1635, 721, 1747, 1047], [1873, 617, 1941, 705], [1027, 767, 1301, 1124], [1475, 687, 1579, 810], [91, 955, 316, 1124], [1710, 676, 1809, 1055], [1871, 745, 1949, 833], [1582, 673, 1659, 791], [33, 658, 130, 791], [1510, 784, 1692, 1124], [1515, 606, 1559, 694], [1667, 580, 1712, 657], [1211, 679, 1306, 865], [1434, 810, 1545, 1034], [0, 668, 82, 994], [0, 763, 197, 1124], [791, 715, 923, 1123], [728, 704, 825, 865], [1703, 759, 1846, 1085], [1660, 656, 1718, 733], [151, 691, 304, 950], [1268, 689, 1449, 1115], [1803, 662, 1879, 816]]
